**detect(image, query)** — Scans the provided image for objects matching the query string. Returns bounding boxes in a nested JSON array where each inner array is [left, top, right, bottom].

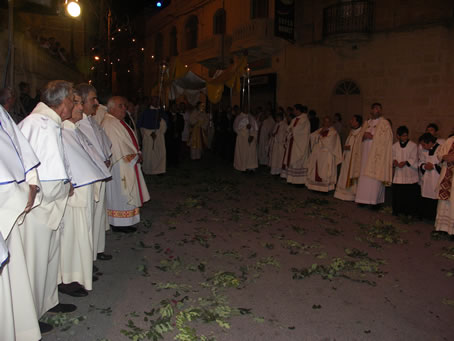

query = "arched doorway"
[[330, 79, 363, 141]]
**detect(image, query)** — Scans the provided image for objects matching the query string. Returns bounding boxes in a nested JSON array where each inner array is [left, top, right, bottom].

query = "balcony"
[[323, 0, 374, 42], [179, 34, 232, 69], [230, 18, 284, 61]]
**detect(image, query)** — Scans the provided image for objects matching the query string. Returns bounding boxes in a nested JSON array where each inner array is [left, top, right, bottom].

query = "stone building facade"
[[143, 0, 454, 139]]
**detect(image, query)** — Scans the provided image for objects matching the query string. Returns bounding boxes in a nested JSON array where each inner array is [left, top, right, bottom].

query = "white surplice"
[[0, 105, 41, 341], [392, 141, 419, 184], [419, 143, 441, 199], [233, 113, 259, 171], [306, 127, 342, 192], [102, 113, 150, 226], [19, 102, 70, 318], [61, 120, 110, 289], [78, 113, 112, 258], [142, 118, 167, 175]]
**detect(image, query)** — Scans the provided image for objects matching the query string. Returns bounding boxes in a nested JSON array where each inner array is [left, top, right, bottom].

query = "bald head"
[[107, 96, 127, 120]]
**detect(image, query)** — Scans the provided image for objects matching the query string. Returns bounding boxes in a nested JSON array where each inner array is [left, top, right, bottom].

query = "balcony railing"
[[323, 1, 374, 37]]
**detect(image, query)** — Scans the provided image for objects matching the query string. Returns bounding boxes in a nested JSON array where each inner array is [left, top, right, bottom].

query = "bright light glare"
[[156, 2, 162, 7], [66, 1, 81, 17]]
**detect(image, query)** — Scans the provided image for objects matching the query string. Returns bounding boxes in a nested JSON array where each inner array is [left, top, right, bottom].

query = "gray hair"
[[75, 83, 96, 102], [0, 88, 13, 106], [41, 80, 73, 108], [107, 96, 124, 112]]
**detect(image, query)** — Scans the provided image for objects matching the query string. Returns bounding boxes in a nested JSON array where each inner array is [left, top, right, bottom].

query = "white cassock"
[[258, 116, 275, 166], [281, 114, 311, 184], [78, 113, 112, 259], [435, 137, 454, 235], [19, 102, 71, 318], [61, 120, 110, 290], [334, 127, 362, 201], [233, 113, 259, 171], [142, 118, 167, 175], [269, 120, 288, 175], [354, 117, 393, 205], [102, 113, 150, 226], [0, 105, 42, 341], [306, 127, 343, 192]]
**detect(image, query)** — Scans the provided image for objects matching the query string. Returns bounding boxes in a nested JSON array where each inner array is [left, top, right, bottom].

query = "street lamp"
[[66, 0, 81, 18]]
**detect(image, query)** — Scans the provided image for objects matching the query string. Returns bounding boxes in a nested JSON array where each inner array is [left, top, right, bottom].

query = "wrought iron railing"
[[323, 1, 374, 37]]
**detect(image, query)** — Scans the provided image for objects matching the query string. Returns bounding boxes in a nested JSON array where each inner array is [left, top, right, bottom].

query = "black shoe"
[[93, 275, 99, 282], [111, 225, 137, 234], [48, 303, 77, 314], [39, 321, 54, 335], [58, 283, 88, 297], [97, 252, 112, 260]]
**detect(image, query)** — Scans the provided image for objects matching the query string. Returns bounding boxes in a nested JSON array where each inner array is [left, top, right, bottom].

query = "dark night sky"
[[0, 1, 160, 18]]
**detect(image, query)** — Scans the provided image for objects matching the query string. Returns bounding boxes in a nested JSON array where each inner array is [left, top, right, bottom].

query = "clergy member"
[[334, 115, 363, 201], [352, 103, 393, 207], [258, 110, 275, 166], [418, 133, 441, 221], [391, 126, 419, 216], [434, 134, 454, 236], [76, 83, 113, 261], [188, 101, 209, 160], [102, 96, 150, 233], [0, 105, 42, 339], [306, 116, 342, 192], [60, 92, 111, 295], [269, 111, 288, 175], [18, 80, 76, 323], [233, 106, 259, 172], [281, 104, 311, 184], [138, 97, 167, 175]]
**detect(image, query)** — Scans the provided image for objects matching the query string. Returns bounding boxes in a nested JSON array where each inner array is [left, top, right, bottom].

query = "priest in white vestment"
[[281, 104, 311, 184], [188, 102, 209, 160], [102, 96, 150, 231], [334, 115, 363, 201], [269, 112, 288, 175], [60, 94, 111, 292], [76, 84, 113, 261], [18, 81, 74, 319], [352, 103, 393, 206], [0, 105, 42, 340], [434, 135, 454, 235], [258, 112, 275, 166], [138, 99, 167, 175], [233, 110, 259, 172], [306, 117, 343, 192]]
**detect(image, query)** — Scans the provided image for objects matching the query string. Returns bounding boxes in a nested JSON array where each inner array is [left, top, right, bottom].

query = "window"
[[251, 0, 269, 19], [169, 26, 178, 56], [155, 32, 163, 60], [335, 80, 360, 95], [185, 15, 198, 50], [213, 8, 226, 35]]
